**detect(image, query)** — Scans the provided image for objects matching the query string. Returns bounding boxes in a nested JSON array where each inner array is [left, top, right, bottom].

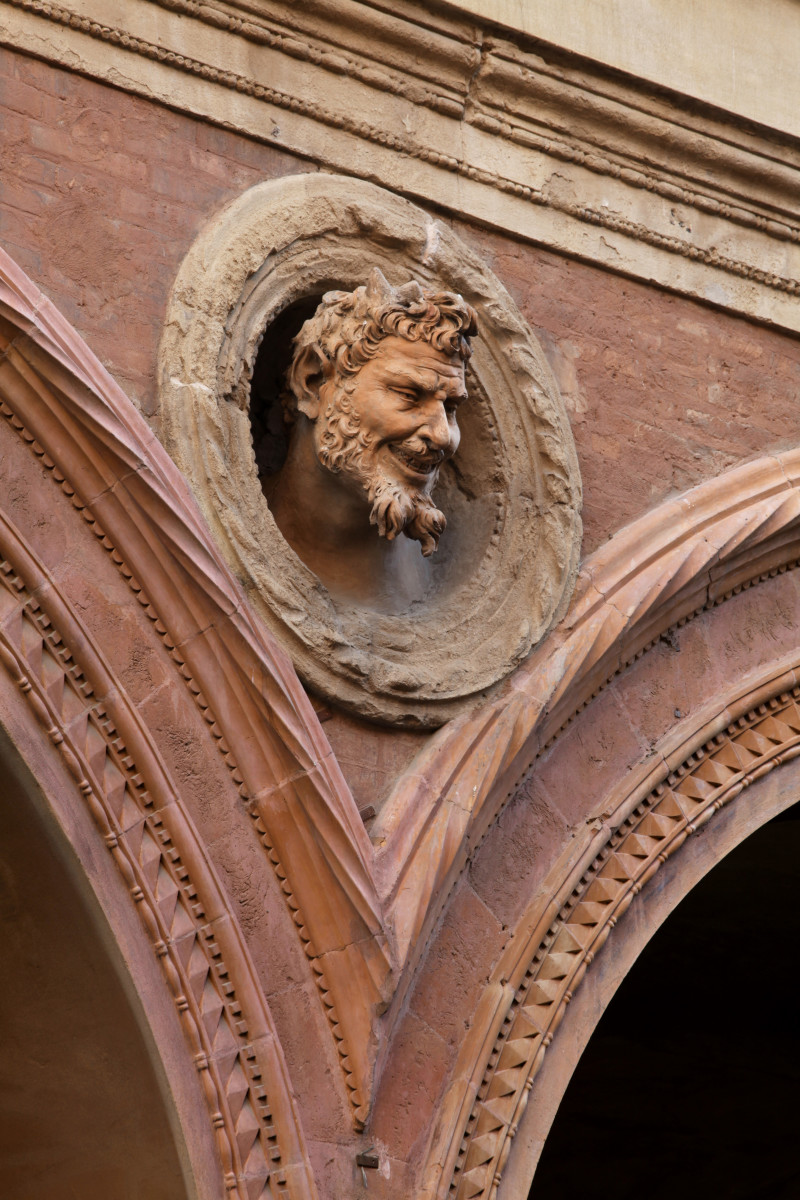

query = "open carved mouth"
[[388, 443, 445, 479]]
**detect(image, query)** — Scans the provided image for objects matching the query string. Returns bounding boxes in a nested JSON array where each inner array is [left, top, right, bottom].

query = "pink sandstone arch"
[[0, 248, 330, 1199], [4, 242, 800, 1200], [420, 649, 800, 1200], [498, 747, 800, 1199], [0, 668, 212, 1200], [396, 533, 800, 1198]]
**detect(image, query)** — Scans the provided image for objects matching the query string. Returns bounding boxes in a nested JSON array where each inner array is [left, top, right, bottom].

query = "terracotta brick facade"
[[0, 47, 310, 413], [3, 47, 799, 559], [2, 20, 800, 1199]]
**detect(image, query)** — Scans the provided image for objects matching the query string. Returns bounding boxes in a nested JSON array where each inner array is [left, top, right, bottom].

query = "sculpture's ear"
[[290, 344, 331, 421]]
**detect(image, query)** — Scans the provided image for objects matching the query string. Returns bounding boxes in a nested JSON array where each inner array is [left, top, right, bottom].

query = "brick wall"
[[3, 46, 800, 556], [453, 220, 800, 552], [0, 47, 312, 415]]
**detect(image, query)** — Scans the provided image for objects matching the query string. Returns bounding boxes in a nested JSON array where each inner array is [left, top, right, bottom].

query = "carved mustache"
[[388, 438, 447, 472]]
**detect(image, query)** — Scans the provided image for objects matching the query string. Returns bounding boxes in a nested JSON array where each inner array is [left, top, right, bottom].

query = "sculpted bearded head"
[[282, 268, 478, 557]]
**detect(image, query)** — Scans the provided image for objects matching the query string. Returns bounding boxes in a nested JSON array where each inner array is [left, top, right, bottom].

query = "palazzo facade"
[[1, 2, 799, 1197]]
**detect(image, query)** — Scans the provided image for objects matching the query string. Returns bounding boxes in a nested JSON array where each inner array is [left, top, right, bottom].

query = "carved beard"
[[317, 392, 447, 558]]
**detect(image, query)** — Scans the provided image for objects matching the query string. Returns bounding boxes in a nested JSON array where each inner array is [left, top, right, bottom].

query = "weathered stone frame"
[[158, 173, 582, 727]]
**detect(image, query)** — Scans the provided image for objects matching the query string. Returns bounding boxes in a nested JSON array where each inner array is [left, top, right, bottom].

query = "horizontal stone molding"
[[2, 0, 800, 331], [451, 0, 800, 141]]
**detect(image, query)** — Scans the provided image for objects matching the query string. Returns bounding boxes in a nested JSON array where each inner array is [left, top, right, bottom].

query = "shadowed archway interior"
[[530, 801, 800, 1200], [0, 734, 189, 1200]]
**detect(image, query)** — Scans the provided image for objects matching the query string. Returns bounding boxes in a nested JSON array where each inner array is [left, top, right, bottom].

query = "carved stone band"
[[158, 174, 582, 726]]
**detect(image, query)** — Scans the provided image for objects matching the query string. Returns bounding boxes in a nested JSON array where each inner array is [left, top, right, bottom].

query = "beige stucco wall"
[[455, 0, 800, 138]]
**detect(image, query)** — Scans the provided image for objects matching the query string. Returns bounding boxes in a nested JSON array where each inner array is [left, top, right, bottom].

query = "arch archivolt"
[[0, 249, 328, 1197], [0, 492, 314, 1200], [496, 733, 800, 1200], [375, 451, 800, 968], [0, 244, 389, 1129], [440, 663, 800, 1199]]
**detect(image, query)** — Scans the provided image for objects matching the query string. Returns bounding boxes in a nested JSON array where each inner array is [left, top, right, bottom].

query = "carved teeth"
[[390, 445, 442, 473]]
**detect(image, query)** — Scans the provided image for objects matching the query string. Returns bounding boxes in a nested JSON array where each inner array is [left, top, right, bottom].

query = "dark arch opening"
[[0, 730, 189, 1200], [531, 802, 800, 1200]]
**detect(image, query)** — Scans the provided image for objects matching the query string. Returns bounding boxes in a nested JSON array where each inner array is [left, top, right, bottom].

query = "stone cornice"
[[450, 0, 800, 140], [2, 0, 800, 330]]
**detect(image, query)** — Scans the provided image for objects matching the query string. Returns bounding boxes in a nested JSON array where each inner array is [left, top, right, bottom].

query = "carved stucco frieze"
[[158, 172, 582, 727]]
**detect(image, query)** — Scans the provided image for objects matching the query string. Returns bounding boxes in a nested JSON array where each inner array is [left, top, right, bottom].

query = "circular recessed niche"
[[157, 174, 582, 727]]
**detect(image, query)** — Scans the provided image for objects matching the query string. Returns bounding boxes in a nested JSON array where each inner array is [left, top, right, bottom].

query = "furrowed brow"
[[386, 369, 466, 397], [385, 370, 427, 390]]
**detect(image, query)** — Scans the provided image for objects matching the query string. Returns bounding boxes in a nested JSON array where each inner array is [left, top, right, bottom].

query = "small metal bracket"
[[356, 1147, 379, 1187]]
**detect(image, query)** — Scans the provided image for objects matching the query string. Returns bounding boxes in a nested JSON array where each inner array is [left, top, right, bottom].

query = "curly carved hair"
[[284, 267, 478, 421]]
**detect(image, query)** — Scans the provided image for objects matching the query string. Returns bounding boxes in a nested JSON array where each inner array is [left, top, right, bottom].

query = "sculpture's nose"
[[422, 401, 454, 452]]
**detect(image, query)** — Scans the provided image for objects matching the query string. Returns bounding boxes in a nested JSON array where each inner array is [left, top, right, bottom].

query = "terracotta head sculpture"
[[268, 268, 478, 607]]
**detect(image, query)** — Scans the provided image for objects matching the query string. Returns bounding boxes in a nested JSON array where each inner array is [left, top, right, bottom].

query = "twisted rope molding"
[[5, 0, 800, 298], [0, 520, 310, 1200], [447, 678, 800, 1198], [378, 452, 800, 965]]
